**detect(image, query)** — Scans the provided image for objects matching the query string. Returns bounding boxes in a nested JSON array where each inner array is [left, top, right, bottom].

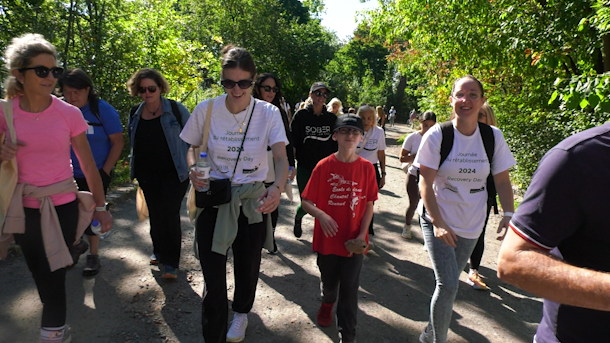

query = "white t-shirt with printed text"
[[356, 126, 386, 164], [402, 131, 423, 176], [180, 95, 288, 184], [414, 123, 516, 239]]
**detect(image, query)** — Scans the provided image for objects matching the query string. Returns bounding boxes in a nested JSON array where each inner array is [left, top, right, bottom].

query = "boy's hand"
[[319, 213, 339, 237], [345, 238, 368, 255]]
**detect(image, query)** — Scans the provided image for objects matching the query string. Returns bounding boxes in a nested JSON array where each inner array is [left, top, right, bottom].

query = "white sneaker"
[[402, 224, 412, 239], [422, 243, 428, 251], [227, 313, 248, 342]]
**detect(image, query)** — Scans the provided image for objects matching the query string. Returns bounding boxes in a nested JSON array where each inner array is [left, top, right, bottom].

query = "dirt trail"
[[0, 122, 542, 343]]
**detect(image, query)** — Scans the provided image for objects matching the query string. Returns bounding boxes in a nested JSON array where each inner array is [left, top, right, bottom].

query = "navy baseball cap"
[[334, 114, 364, 134]]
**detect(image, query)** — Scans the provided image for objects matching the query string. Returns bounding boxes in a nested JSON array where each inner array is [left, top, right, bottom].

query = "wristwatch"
[[95, 203, 108, 212], [381, 171, 387, 176]]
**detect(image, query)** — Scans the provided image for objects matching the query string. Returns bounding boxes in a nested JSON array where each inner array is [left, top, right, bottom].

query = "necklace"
[[228, 99, 252, 133], [145, 101, 161, 117], [231, 112, 246, 133]]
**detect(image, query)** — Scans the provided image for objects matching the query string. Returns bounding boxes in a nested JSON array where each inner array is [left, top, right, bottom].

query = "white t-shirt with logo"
[[356, 126, 386, 164], [401, 131, 423, 176], [180, 95, 288, 184], [414, 123, 516, 239]]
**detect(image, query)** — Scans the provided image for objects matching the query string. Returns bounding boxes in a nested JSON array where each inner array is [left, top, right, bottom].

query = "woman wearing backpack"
[[59, 68, 124, 276], [127, 68, 190, 279], [415, 75, 515, 343]]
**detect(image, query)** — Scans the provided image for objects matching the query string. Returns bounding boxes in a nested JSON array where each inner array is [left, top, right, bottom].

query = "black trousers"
[[317, 253, 364, 343], [138, 174, 189, 268], [75, 168, 111, 236], [197, 206, 267, 343], [14, 200, 79, 327]]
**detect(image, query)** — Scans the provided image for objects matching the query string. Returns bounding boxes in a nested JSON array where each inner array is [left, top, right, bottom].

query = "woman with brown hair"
[[127, 68, 191, 279], [180, 45, 288, 343]]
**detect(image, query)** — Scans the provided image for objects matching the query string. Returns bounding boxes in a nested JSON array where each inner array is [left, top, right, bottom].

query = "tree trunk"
[[62, 0, 77, 68], [602, 33, 610, 73]]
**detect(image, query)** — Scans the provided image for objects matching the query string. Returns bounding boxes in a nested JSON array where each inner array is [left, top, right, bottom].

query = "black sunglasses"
[[138, 86, 158, 94], [19, 66, 64, 79], [221, 79, 253, 89], [260, 85, 279, 93], [313, 90, 329, 98]]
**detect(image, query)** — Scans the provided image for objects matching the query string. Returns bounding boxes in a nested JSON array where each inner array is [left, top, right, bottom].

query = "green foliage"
[[366, 0, 610, 189]]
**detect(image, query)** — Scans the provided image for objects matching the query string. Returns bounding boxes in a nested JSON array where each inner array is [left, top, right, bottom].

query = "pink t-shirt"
[[0, 95, 88, 208]]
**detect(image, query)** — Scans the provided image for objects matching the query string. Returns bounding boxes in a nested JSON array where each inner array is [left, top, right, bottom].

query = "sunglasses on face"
[[260, 85, 279, 93], [221, 79, 253, 89], [19, 66, 64, 79], [138, 86, 158, 94], [313, 90, 329, 98], [337, 128, 362, 136]]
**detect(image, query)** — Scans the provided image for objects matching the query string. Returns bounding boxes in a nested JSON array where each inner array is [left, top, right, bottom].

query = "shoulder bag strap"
[[229, 100, 256, 182], [201, 99, 214, 153], [439, 121, 454, 168], [0, 100, 16, 144], [169, 99, 183, 128], [356, 128, 371, 154]]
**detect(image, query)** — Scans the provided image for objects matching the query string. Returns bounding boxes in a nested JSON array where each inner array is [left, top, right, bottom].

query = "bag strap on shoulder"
[[0, 100, 17, 144], [439, 121, 454, 168]]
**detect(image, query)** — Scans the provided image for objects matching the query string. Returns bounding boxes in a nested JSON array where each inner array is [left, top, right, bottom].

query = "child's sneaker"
[[402, 224, 412, 239], [316, 302, 334, 327], [226, 313, 248, 342], [162, 265, 177, 279], [467, 269, 489, 290]]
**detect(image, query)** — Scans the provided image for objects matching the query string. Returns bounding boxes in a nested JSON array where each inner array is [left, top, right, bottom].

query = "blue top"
[[70, 99, 123, 178], [128, 97, 191, 182]]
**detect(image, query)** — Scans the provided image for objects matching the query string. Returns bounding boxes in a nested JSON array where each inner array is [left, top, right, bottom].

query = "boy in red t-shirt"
[[301, 114, 378, 343]]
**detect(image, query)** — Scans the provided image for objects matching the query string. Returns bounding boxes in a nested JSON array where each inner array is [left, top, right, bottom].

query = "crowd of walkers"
[[2, 32, 605, 343]]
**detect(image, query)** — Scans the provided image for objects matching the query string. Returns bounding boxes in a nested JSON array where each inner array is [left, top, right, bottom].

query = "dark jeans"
[[13, 200, 79, 327], [295, 166, 313, 219], [317, 253, 364, 343], [469, 204, 493, 271], [75, 168, 111, 236], [138, 174, 189, 268], [197, 206, 267, 343]]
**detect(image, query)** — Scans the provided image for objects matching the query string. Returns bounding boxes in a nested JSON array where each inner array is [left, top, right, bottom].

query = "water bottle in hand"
[[197, 152, 211, 192], [91, 220, 110, 239]]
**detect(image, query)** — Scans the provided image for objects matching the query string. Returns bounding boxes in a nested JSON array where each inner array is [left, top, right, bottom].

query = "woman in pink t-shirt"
[[0, 33, 112, 343]]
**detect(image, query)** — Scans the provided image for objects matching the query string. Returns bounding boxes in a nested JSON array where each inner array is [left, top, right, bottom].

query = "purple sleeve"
[[510, 148, 584, 250]]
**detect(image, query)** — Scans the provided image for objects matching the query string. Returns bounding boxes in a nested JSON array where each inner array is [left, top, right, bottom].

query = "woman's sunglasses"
[[221, 79, 253, 89], [260, 85, 279, 93], [313, 90, 329, 98], [138, 86, 158, 94], [19, 66, 64, 79]]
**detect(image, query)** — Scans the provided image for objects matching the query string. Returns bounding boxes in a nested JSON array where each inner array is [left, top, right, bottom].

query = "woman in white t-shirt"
[[399, 110, 436, 239], [180, 45, 288, 343], [355, 105, 386, 236], [415, 75, 516, 343]]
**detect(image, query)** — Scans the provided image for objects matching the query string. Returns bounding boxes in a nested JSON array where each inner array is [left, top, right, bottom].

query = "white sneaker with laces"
[[402, 224, 412, 239], [227, 313, 248, 342]]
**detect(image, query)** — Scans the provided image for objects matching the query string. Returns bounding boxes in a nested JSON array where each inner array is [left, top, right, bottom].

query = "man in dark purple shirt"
[[497, 122, 610, 343]]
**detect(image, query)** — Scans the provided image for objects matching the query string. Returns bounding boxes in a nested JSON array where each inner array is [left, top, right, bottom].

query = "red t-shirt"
[[301, 154, 378, 257]]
